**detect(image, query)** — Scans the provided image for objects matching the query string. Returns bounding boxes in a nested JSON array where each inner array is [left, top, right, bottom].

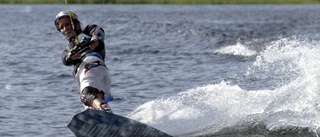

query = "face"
[[57, 17, 76, 40]]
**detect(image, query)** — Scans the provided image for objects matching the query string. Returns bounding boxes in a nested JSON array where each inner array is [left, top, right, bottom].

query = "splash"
[[128, 81, 277, 135], [252, 37, 320, 134], [214, 41, 257, 57], [128, 37, 320, 136]]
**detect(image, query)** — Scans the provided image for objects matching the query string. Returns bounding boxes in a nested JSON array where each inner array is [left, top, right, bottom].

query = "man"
[[54, 10, 112, 112]]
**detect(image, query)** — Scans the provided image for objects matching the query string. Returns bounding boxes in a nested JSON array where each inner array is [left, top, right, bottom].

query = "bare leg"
[[91, 97, 103, 109], [91, 95, 112, 113]]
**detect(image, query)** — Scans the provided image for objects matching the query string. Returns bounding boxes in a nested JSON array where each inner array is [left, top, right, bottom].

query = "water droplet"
[[5, 84, 11, 90]]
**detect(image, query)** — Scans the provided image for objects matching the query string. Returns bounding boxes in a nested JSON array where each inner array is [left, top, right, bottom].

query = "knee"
[[80, 86, 104, 106]]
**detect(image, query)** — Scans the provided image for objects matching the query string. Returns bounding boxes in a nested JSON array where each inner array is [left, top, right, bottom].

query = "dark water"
[[1, 4, 320, 137]]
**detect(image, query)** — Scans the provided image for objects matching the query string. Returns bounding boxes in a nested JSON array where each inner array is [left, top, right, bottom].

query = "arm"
[[83, 24, 105, 40], [83, 24, 106, 60], [61, 42, 82, 66], [61, 49, 73, 66]]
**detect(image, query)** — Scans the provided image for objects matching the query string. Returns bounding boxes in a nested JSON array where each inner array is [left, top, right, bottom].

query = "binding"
[[100, 103, 112, 113]]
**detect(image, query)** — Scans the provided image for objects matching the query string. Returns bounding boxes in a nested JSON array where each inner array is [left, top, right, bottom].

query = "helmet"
[[54, 10, 79, 31]]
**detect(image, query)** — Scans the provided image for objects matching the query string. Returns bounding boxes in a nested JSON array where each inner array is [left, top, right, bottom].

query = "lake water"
[[1, 4, 320, 137]]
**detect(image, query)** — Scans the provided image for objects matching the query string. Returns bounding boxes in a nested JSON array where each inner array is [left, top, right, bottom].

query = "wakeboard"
[[68, 109, 172, 137]]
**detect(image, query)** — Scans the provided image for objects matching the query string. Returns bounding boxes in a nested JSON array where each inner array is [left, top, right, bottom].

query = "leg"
[[91, 95, 111, 112], [80, 86, 112, 112]]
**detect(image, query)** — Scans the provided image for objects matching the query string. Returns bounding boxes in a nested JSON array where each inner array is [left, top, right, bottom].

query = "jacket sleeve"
[[61, 42, 82, 66], [83, 24, 105, 40], [83, 24, 106, 60], [61, 49, 73, 66]]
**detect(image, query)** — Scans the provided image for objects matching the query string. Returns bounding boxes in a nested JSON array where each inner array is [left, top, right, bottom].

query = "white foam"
[[128, 37, 320, 135], [214, 42, 257, 56]]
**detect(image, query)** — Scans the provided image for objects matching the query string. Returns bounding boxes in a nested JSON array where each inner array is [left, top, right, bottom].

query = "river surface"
[[1, 4, 320, 137]]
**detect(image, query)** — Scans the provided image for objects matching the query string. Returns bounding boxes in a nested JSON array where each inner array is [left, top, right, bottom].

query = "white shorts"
[[74, 55, 111, 99]]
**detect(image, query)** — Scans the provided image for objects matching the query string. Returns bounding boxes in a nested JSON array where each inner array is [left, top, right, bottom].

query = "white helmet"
[[54, 10, 79, 31]]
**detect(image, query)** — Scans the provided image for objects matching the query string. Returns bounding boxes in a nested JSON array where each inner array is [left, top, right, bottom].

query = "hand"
[[89, 41, 99, 50], [91, 35, 99, 41], [67, 52, 81, 60], [89, 35, 99, 50]]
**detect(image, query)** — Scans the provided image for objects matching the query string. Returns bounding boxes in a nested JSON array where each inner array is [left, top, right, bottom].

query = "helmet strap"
[[64, 0, 75, 30]]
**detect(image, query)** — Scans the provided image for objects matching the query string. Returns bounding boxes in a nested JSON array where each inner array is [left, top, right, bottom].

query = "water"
[[1, 4, 320, 137]]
